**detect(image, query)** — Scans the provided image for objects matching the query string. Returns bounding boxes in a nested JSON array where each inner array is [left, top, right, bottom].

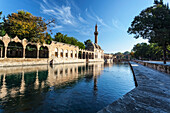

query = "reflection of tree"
[[24, 72, 36, 86], [5, 73, 22, 89], [38, 71, 48, 83], [0, 74, 3, 86]]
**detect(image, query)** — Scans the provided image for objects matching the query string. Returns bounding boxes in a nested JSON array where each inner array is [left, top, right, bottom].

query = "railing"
[[134, 60, 170, 74]]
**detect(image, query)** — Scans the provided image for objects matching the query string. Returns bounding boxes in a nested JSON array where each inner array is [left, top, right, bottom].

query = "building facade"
[[0, 25, 104, 66]]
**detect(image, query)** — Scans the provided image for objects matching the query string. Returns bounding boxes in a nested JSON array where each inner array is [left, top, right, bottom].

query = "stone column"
[[68, 51, 70, 58], [37, 48, 39, 59], [58, 49, 60, 58], [4, 46, 7, 58], [23, 47, 25, 58], [81, 53, 83, 59], [85, 53, 86, 59]]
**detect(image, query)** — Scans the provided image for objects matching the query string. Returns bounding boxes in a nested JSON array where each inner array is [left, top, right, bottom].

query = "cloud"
[[78, 14, 87, 23], [38, 0, 112, 40], [112, 19, 126, 31], [96, 16, 109, 28], [40, 0, 76, 26]]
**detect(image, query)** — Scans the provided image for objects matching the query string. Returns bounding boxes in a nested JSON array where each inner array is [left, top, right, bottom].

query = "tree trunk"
[[163, 44, 166, 64]]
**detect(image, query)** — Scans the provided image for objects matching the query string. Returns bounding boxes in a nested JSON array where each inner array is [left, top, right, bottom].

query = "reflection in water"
[[0, 62, 135, 113]]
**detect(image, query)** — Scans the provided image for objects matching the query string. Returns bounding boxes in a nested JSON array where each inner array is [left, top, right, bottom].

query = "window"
[[71, 51, 73, 58], [65, 50, 68, 58], [60, 49, 63, 58], [75, 51, 77, 58]]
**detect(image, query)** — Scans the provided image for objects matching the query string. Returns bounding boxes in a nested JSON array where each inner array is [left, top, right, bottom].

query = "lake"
[[0, 62, 135, 113]]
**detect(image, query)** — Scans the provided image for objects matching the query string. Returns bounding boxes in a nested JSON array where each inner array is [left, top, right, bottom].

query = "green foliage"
[[54, 32, 85, 49], [115, 52, 123, 55], [45, 33, 53, 45], [132, 43, 165, 60], [128, 1, 170, 63], [84, 39, 92, 47], [76, 42, 85, 49], [123, 51, 130, 55], [3, 10, 54, 44], [128, 3, 170, 45]]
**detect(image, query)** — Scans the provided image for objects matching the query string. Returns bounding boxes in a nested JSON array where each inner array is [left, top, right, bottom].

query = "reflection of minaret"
[[0, 74, 7, 98], [93, 76, 97, 91], [94, 24, 98, 44], [20, 72, 25, 93]]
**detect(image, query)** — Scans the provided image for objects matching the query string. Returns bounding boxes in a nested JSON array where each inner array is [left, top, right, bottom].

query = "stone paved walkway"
[[98, 61, 170, 113]]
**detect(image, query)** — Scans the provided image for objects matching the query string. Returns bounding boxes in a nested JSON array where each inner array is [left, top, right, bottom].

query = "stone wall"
[[134, 60, 170, 74], [0, 58, 104, 67]]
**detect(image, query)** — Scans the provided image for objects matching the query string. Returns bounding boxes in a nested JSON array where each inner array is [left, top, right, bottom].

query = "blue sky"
[[0, 0, 169, 53]]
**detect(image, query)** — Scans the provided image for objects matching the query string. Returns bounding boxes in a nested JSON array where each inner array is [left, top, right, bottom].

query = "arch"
[[39, 46, 49, 58], [65, 50, 68, 58], [75, 51, 77, 58], [89, 53, 91, 59], [55, 48, 58, 57], [83, 52, 86, 59], [25, 44, 37, 58], [0, 40, 5, 58], [70, 50, 73, 58], [7, 41, 23, 58], [86, 53, 89, 59], [92, 53, 94, 59], [78, 51, 82, 59], [60, 49, 63, 58]]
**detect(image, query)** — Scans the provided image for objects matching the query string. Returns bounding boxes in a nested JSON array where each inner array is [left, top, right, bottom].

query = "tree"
[[3, 10, 54, 44], [132, 43, 150, 60], [84, 39, 92, 47], [54, 32, 85, 49], [123, 51, 130, 55], [131, 43, 166, 60], [44, 33, 53, 44], [128, 0, 170, 64], [76, 42, 85, 49]]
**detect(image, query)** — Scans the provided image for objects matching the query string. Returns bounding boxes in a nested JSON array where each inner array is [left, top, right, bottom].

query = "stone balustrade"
[[134, 60, 170, 74]]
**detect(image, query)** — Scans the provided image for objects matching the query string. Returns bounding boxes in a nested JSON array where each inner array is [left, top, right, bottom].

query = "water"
[[0, 62, 135, 113]]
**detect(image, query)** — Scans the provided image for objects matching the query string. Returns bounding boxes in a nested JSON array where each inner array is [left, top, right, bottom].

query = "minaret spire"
[[94, 24, 98, 44]]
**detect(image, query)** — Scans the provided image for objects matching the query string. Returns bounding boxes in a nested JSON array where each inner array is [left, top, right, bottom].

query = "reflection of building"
[[0, 25, 104, 66], [104, 54, 116, 63], [114, 54, 131, 62], [0, 62, 104, 99]]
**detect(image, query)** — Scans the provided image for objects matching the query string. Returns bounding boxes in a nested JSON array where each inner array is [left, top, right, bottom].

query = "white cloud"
[[39, 0, 112, 40], [112, 19, 126, 31], [40, 0, 76, 26], [78, 14, 87, 23]]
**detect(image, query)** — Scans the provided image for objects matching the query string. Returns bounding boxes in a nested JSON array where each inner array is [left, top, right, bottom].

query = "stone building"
[[0, 25, 104, 66]]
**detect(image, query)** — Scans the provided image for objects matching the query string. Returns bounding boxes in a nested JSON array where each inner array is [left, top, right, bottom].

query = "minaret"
[[94, 24, 98, 44]]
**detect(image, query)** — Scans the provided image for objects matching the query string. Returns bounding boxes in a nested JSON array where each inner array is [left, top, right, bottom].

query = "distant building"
[[104, 54, 116, 63]]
